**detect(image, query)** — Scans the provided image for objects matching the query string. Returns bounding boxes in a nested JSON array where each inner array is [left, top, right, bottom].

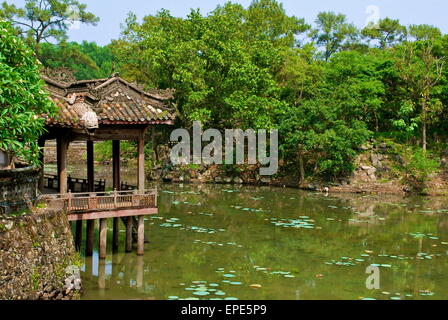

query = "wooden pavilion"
[[39, 74, 175, 258]]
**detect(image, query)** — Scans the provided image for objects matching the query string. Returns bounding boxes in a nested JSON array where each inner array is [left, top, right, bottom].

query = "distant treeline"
[[3, 0, 448, 181]]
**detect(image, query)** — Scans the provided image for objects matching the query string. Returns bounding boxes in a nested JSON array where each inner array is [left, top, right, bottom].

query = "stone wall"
[[44, 140, 87, 164], [0, 209, 81, 300], [0, 166, 40, 215]]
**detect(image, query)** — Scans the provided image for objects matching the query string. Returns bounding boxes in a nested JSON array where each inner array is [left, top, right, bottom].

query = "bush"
[[405, 149, 439, 186], [0, 21, 56, 165]]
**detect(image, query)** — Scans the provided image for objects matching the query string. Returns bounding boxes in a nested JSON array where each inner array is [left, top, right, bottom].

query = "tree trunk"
[[422, 101, 427, 152], [298, 147, 305, 186]]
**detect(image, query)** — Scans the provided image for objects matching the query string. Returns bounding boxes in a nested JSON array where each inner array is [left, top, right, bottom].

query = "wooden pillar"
[[98, 259, 106, 292], [56, 137, 68, 194], [75, 220, 83, 250], [137, 215, 145, 256], [99, 218, 108, 259], [37, 138, 46, 192], [137, 132, 145, 192], [125, 217, 133, 253], [87, 141, 94, 192], [86, 141, 95, 256], [112, 140, 120, 252], [136, 255, 144, 289]]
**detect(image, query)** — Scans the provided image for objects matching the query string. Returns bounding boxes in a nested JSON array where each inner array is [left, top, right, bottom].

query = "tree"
[[278, 50, 383, 180], [362, 18, 407, 49], [394, 40, 445, 151], [0, 20, 56, 166], [39, 41, 115, 79], [312, 11, 359, 61], [245, 0, 310, 48], [408, 24, 441, 41], [114, 3, 288, 130], [0, 0, 98, 54]]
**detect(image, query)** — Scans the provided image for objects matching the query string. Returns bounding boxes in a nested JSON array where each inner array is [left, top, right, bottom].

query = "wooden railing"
[[53, 189, 157, 214]]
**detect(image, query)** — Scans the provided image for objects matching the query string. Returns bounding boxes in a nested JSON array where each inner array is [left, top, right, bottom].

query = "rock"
[[360, 143, 373, 151], [370, 154, 384, 168], [233, 177, 243, 184], [260, 178, 271, 184], [224, 177, 233, 183]]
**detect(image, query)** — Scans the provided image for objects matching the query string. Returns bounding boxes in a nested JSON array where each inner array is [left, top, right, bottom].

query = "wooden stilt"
[[137, 132, 145, 192], [112, 218, 119, 253], [98, 258, 106, 291], [38, 138, 46, 192], [137, 215, 145, 256], [136, 256, 144, 289], [125, 216, 133, 253], [86, 141, 95, 256], [99, 218, 107, 259], [57, 137, 68, 194], [87, 141, 94, 192], [75, 220, 83, 250], [112, 140, 120, 252], [86, 220, 95, 256], [85, 255, 93, 280]]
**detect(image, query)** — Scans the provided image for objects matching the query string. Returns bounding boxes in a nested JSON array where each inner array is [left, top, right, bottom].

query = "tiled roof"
[[42, 75, 176, 128]]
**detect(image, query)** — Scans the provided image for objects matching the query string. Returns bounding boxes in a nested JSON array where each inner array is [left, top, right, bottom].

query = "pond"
[[76, 181, 448, 300]]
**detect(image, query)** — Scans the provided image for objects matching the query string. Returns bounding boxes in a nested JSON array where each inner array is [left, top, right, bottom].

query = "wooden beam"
[[75, 220, 83, 251], [112, 140, 120, 190], [136, 256, 144, 288], [87, 141, 94, 192], [86, 140, 95, 257], [98, 259, 106, 290], [112, 217, 119, 253], [138, 131, 146, 192], [38, 137, 46, 192], [99, 218, 108, 259], [125, 217, 133, 253], [67, 208, 158, 221], [137, 215, 145, 256], [112, 140, 120, 253], [57, 137, 68, 194], [86, 220, 94, 257]]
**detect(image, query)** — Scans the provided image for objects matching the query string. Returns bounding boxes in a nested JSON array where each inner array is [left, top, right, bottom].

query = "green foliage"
[[113, 1, 294, 129], [5, 0, 448, 184], [405, 149, 440, 185], [0, 0, 98, 53], [39, 41, 115, 80], [94, 141, 136, 163], [312, 11, 359, 61], [0, 20, 56, 164], [362, 18, 407, 49]]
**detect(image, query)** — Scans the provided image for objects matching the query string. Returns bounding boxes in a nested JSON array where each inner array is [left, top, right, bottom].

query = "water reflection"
[[78, 182, 448, 300]]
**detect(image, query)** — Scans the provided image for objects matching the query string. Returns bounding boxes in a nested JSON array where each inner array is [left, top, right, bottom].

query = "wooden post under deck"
[[137, 215, 145, 256], [125, 216, 133, 253], [56, 137, 68, 195], [99, 218, 108, 259], [112, 140, 120, 252], [37, 138, 46, 192], [137, 130, 148, 250], [138, 132, 145, 192], [86, 141, 95, 257]]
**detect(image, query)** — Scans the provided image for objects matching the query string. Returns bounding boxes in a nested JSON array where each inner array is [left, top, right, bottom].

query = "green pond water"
[[77, 182, 448, 300]]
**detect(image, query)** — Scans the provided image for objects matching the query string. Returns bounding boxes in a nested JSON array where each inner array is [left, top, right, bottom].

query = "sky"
[[6, 0, 448, 45]]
